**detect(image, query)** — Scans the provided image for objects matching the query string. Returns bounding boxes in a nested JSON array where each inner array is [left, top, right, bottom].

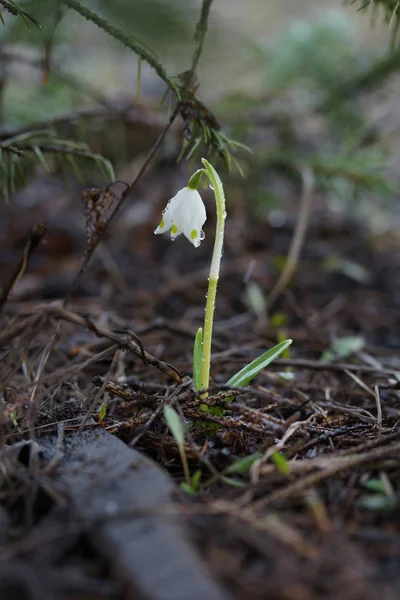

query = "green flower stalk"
[[154, 158, 225, 397], [197, 160, 226, 397], [155, 160, 293, 412]]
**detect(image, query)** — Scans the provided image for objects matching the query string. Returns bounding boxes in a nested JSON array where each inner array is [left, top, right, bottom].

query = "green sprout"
[[154, 159, 292, 413]]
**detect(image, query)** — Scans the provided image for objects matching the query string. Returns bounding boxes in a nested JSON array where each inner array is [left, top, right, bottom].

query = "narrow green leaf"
[[271, 451, 290, 475], [225, 453, 261, 474], [245, 281, 267, 320], [8, 0, 42, 29], [193, 327, 203, 391], [163, 405, 185, 447], [33, 145, 51, 173], [320, 336, 365, 363], [180, 482, 196, 496], [221, 476, 245, 488], [358, 495, 396, 511], [191, 469, 202, 491], [98, 402, 107, 421], [95, 155, 115, 182], [226, 339, 293, 388], [9, 409, 18, 426], [362, 478, 386, 494], [66, 155, 83, 183]]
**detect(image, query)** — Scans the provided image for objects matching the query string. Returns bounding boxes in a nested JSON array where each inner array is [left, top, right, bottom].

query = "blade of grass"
[[226, 339, 293, 388], [163, 405, 190, 485]]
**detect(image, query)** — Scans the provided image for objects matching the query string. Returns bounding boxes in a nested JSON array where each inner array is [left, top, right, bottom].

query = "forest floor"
[[0, 136, 399, 600]]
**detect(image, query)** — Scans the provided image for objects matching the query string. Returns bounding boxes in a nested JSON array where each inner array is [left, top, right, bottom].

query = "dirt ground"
[[1, 2, 400, 599], [0, 137, 399, 598]]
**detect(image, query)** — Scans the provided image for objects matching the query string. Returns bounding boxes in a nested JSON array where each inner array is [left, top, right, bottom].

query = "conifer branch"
[[186, 0, 213, 86], [60, 0, 179, 97], [0, 0, 41, 28]]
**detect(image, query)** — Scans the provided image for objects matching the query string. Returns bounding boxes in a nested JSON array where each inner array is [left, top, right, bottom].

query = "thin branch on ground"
[[0, 223, 46, 315], [268, 167, 314, 309]]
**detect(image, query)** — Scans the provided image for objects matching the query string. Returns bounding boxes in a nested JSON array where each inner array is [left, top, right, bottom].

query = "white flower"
[[154, 187, 206, 247]]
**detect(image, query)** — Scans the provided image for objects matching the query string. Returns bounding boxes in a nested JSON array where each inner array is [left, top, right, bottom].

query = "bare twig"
[[0, 222, 46, 315], [268, 167, 314, 309], [38, 305, 183, 383], [63, 104, 180, 307], [255, 439, 400, 508], [374, 385, 382, 432], [261, 357, 399, 377], [0, 103, 164, 141], [79, 348, 120, 431]]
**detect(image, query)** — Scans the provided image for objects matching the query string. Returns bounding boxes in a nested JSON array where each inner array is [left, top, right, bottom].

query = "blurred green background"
[[1, 0, 399, 241]]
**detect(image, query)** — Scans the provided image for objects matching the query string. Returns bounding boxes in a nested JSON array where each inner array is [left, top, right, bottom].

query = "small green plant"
[[359, 475, 397, 511], [163, 405, 191, 488], [320, 336, 365, 363], [271, 451, 290, 475], [155, 159, 292, 414], [98, 402, 107, 421]]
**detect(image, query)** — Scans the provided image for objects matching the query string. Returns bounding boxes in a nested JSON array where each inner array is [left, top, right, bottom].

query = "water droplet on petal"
[[199, 230, 205, 240]]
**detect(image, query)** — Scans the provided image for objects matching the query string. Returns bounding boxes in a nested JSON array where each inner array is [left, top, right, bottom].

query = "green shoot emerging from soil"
[[155, 158, 292, 408]]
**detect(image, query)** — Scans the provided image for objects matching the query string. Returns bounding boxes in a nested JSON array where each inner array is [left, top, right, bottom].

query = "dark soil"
[[0, 153, 399, 599]]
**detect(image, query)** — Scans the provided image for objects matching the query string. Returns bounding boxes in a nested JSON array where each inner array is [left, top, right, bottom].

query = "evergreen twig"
[[64, 0, 216, 305], [0, 0, 41, 28], [185, 0, 213, 86], [0, 0, 19, 16], [60, 0, 179, 97]]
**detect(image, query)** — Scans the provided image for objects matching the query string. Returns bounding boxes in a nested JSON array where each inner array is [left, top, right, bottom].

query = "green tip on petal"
[[171, 224, 178, 234], [159, 219, 165, 229], [191, 229, 198, 240]]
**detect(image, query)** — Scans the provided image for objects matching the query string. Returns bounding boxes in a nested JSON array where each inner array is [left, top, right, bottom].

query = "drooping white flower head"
[[154, 186, 206, 247]]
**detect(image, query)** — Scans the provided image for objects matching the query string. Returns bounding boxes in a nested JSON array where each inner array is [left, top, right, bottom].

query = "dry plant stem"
[[5, 109, 179, 429], [0, 103, 163, 140], [268, 167, 314, 309], [27, 324, 59, 438], [64, 0, 213, 306], [79, 348, 120, 431], [272, 357, 399, 376], [40, 305, 183, 382], [254, 439, 400, 509], [64, 104, 180, 307], [0, 222, 46, 315]]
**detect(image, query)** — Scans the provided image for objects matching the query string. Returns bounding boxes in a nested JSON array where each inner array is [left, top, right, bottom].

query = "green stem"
[[199, 159, 226, 398], [60, 0, 179, 98]]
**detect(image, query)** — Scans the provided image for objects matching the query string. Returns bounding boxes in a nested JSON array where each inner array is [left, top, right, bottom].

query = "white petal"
[[154, 186, 206, 247], [153, 190, 182, 234], [175, 189, 206, 246]]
